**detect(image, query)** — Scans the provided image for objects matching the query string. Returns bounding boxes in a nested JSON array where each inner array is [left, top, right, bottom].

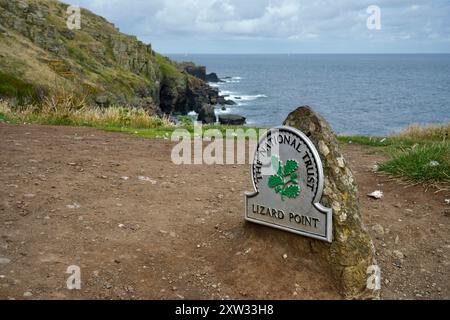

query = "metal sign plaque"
[[245, 126, 333, 242]]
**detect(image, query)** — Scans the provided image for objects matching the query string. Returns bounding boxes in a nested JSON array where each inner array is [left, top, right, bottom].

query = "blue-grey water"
[[169, 54, 450, 136]]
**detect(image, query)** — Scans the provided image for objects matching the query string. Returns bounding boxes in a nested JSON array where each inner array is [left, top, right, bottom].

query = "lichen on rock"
[[284, 106, 380, 299]]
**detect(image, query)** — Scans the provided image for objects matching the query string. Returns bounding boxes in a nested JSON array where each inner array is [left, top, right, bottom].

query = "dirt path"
[[0, 123, 448, 300], [345, 144, 449, 299]]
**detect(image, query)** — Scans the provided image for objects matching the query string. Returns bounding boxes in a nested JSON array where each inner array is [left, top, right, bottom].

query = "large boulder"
[[197, 104, 216, 124], [283, 106, 379, 299], [218, 114, 246, 125], [205, 72, 221, 83], [94, 95, 110, 108]]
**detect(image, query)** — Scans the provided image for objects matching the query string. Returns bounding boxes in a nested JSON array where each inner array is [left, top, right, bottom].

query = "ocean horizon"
[[169, 53, 450, 136]]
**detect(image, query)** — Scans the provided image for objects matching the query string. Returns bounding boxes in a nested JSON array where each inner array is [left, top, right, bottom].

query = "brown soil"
[[0, 123, 448, 300]]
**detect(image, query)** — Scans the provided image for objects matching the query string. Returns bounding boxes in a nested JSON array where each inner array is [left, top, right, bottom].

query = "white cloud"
[[65, 0, 450, 53]]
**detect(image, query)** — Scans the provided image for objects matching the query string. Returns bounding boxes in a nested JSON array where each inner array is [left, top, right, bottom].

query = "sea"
[[169, 54, 450, 136]]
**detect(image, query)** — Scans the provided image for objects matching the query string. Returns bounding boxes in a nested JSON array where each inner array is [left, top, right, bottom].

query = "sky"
[[64, 0, 450, 54]]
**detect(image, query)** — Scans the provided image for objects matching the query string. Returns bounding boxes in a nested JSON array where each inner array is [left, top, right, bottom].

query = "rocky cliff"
[[0, 0, 218, 115]]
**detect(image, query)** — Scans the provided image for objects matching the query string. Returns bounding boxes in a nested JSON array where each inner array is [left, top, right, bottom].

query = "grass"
[[0, 98, 257, 138], [102, 121, 262, 139], [155, 53, 183, 79], [338, 135, 392, 147], [102, 126, 175, 138], [0, 96, 172, 129], [0, 71, 36, 103], [394, 123, 450, 141], [340, 123, 450, 186], [378, 142, 450, 185], [1, 96, 448, 186]]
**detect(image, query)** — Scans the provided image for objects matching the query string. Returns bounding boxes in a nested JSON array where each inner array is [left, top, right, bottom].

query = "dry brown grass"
[[0, 93, 173, 129], [0, 31, 72, 92], [393, 122, 450, 142]]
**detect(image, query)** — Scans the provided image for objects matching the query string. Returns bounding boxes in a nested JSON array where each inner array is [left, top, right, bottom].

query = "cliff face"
[[0, 0, 218, 114]]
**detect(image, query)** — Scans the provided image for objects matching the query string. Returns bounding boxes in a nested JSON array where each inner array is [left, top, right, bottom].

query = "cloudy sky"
[[65, 0, 450, 54]]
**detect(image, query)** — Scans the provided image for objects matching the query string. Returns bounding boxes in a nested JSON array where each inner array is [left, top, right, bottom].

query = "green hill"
[[0, 0, 218, 114]]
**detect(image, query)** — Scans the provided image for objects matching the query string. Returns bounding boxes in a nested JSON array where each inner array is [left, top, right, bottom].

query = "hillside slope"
[[0, 0, 218, 114]]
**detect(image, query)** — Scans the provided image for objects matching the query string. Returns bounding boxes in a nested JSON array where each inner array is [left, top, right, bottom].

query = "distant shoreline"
[[170, 54, 450, 135]]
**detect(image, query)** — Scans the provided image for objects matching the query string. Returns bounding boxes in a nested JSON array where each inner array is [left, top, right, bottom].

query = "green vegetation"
[[338, 135, 392, 147], [0, 97, 170, 129], [1, 97, 448, 186], [155, 53, 183, 79], [340, 123, 450, 185], [0, 0, 195, 111], [0, 71, 35, 103], [378, 142, 449, 185], [0, 98, 257, 138]]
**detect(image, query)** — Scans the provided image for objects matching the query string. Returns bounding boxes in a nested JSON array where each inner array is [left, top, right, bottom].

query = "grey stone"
[[372, 224, 385, 235], [218, 114, 246, 125], [23, 291, 33, 297], [392, 250, 405, 260], [0, 257, 11, 265], [94, 95, 109, 107], [283, 106, 378, 299]]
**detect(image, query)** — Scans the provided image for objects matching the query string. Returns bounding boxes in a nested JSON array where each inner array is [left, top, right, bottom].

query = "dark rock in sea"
[[221, 106, 226, 111], [219, 114, 246, 125], [224, 100, 236, 105], [197, 104, 216, 124], [217, 96, 236, 106], [205, 72, 221, 83], [159, 76, 219, 115], [234, 96, 242, 100], [189, 82, 219, 112], [224, 100, 236, 106]]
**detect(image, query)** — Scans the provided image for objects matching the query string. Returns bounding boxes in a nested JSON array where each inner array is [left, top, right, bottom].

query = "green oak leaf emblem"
[[267, 155, 300, 201]]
